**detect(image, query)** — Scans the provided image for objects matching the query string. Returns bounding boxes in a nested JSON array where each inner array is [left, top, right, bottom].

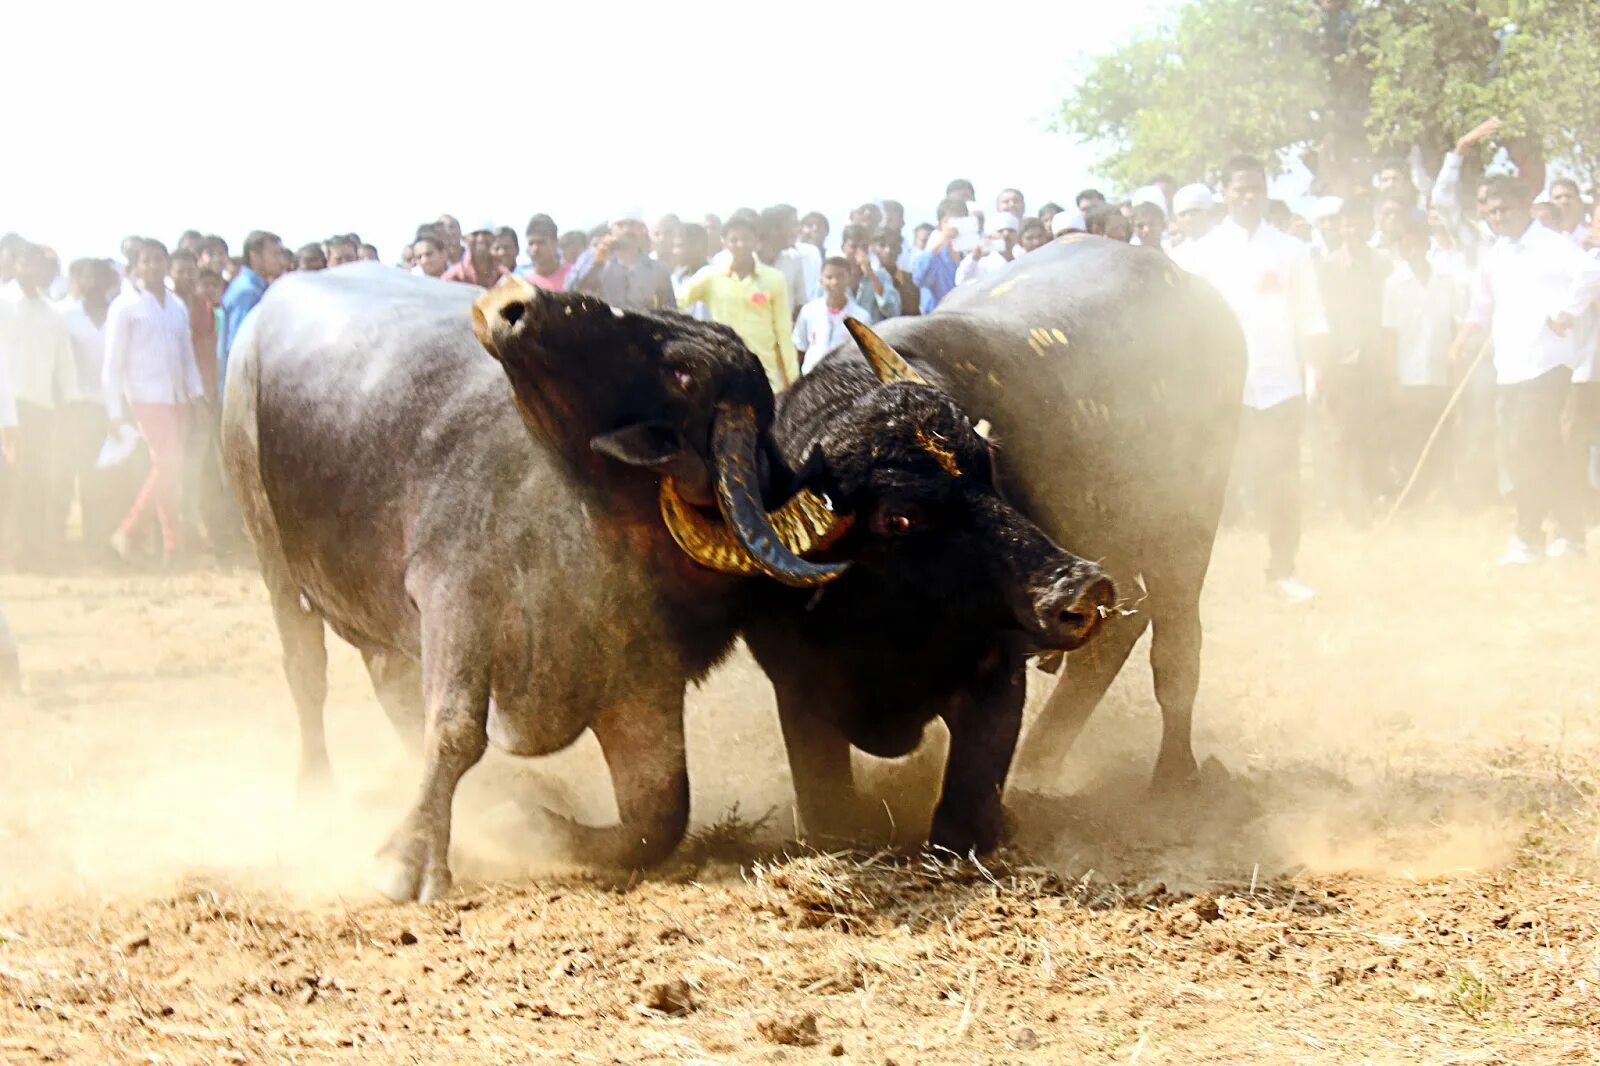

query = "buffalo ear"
[[471, 276, 540, 362], [590, 422, 686, 469]]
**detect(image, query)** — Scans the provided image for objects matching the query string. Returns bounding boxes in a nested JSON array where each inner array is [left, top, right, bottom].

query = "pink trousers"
[[120, 403, 188, 558]]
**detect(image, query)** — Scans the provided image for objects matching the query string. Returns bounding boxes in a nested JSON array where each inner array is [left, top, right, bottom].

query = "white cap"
[[1172, 183, 1217, 216], [613, 205, 646, 224], [1051, 208, 1087, 235], [1131, 186, 1167, 213], [987, 212, 1021, 236]]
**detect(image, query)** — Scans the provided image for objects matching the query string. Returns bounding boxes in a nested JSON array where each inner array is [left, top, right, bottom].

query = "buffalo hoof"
[[928, 802, 1011, 858], [1010, 733, 1070, 789], [1148, 751, 1204, 797], [374, 835, 452, 903], [537, 808, 681, 870]]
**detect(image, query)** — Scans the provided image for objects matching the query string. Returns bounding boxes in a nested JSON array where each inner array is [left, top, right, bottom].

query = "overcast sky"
[[5, 1, 1180, 262]]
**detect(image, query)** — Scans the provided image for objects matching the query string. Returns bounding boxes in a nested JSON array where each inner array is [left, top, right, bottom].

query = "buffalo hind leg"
[[374, 610, 490, 903], [929, 660, 1026, 855], [1012, 609, 1150, 787], [361, 647, 424, 753], [554, 689, 690, 869], [266, 577, 331, 799], [1145, 565, 1205, 792]]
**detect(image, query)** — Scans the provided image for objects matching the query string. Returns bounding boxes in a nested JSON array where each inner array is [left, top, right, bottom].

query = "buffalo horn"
[[845, 317, 926, 385], [710, 404, 850, 587], [659, 478, 850, 577]]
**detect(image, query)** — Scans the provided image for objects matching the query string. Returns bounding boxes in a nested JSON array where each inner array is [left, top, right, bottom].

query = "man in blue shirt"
[[911, 198, 969, 313], [217, 230, 286, 401]]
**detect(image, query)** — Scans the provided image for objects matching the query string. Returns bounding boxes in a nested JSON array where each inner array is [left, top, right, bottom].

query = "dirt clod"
[[643, 978, 695, 1016], [1495, 910, 1539, 930], [397, 930, 418, 946], [116, 932, 150, 954], [757, 1012, 821, 1046], [1010, 1025, 1040, 1050]]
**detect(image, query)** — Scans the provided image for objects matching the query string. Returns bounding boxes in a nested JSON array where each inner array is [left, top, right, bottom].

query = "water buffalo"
[[761, 236, 1244, 845], [222, 266, 843, 901], [740, 319, 1117, 854]]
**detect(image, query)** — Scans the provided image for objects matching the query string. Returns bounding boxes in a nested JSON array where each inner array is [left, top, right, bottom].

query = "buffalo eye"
[[872, 503, 925, 537], [673, 368, 699, 395]]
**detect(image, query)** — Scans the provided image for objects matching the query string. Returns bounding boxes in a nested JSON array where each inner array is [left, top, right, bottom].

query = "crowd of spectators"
[[4, 136, 1600, 616]]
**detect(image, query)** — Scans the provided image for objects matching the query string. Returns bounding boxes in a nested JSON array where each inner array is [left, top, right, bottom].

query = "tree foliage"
[[1060, 0, 1600, 191]]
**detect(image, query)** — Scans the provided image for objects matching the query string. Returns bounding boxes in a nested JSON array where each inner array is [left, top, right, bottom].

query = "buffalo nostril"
[[1030, 572, 1115, 649], [1056, 577, 1114, 634]]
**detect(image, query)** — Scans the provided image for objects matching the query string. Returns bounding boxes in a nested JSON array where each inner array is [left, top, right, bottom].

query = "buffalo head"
[[749, 319, 1114, 758], [471, 279, 846, 588]]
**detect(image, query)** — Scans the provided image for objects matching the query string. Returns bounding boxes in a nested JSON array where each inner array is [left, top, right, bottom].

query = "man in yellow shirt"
[[679, 210, 799, 392]]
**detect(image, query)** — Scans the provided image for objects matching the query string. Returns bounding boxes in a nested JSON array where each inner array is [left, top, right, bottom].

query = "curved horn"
[[659, 479, 851, 576], [710, 404, 851, 588], [845, 316, 926, 385]]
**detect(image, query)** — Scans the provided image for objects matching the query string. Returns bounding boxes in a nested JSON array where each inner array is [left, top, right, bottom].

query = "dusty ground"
[[2, 515, 1599, 1063]]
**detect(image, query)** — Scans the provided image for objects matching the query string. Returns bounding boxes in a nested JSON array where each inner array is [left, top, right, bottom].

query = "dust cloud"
[[1, 512, 1595, 907]]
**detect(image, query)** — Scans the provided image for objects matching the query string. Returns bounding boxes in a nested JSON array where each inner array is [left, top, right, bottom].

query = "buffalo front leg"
[[1012, 608, 1150, 787], [374, 618, 490, 903], [547, 689, 690, 869], [266, 580, 331, 800], [929, 660, 1026, 855], [774, 681, 871, 846]]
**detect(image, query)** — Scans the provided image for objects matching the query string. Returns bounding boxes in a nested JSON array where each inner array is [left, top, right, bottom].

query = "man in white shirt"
[[1383, 216, 1466, 506], [1178, 156, 1328, 603], [1431, 118, 1500, 265], [57, 258, 122, 556], [0, 242, 77, 568], [1570, 212, 1600, 515], [954, 214, 1023, 287], [1548, 178, 1588, 246], [793, 258, 869, 375], [103, 239, 205, 566], [1170, 184, 1219, 248], [1455, 176, 1600, 564], [0, 352, 17, 695]]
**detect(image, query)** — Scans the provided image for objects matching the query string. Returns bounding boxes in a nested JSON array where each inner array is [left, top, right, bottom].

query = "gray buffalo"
[[222, 266, 842, 901]]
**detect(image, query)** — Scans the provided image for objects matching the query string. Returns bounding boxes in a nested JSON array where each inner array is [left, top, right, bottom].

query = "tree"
[[1059, 0, 1600, 193], [1058, 0, 1324, 189]]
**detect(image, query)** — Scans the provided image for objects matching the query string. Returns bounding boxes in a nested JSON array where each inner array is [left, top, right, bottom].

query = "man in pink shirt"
[[521, 214, 570, 291], [102, 239, 204, 566]]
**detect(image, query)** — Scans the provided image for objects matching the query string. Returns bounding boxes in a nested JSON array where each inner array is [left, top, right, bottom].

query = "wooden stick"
[[1377, 338, 1494, 531]]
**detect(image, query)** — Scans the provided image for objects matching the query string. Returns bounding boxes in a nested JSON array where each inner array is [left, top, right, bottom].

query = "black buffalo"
[[222, 266, 842, 901], [758, 236, 1244, 847], [742, 319, 1115, 854]]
